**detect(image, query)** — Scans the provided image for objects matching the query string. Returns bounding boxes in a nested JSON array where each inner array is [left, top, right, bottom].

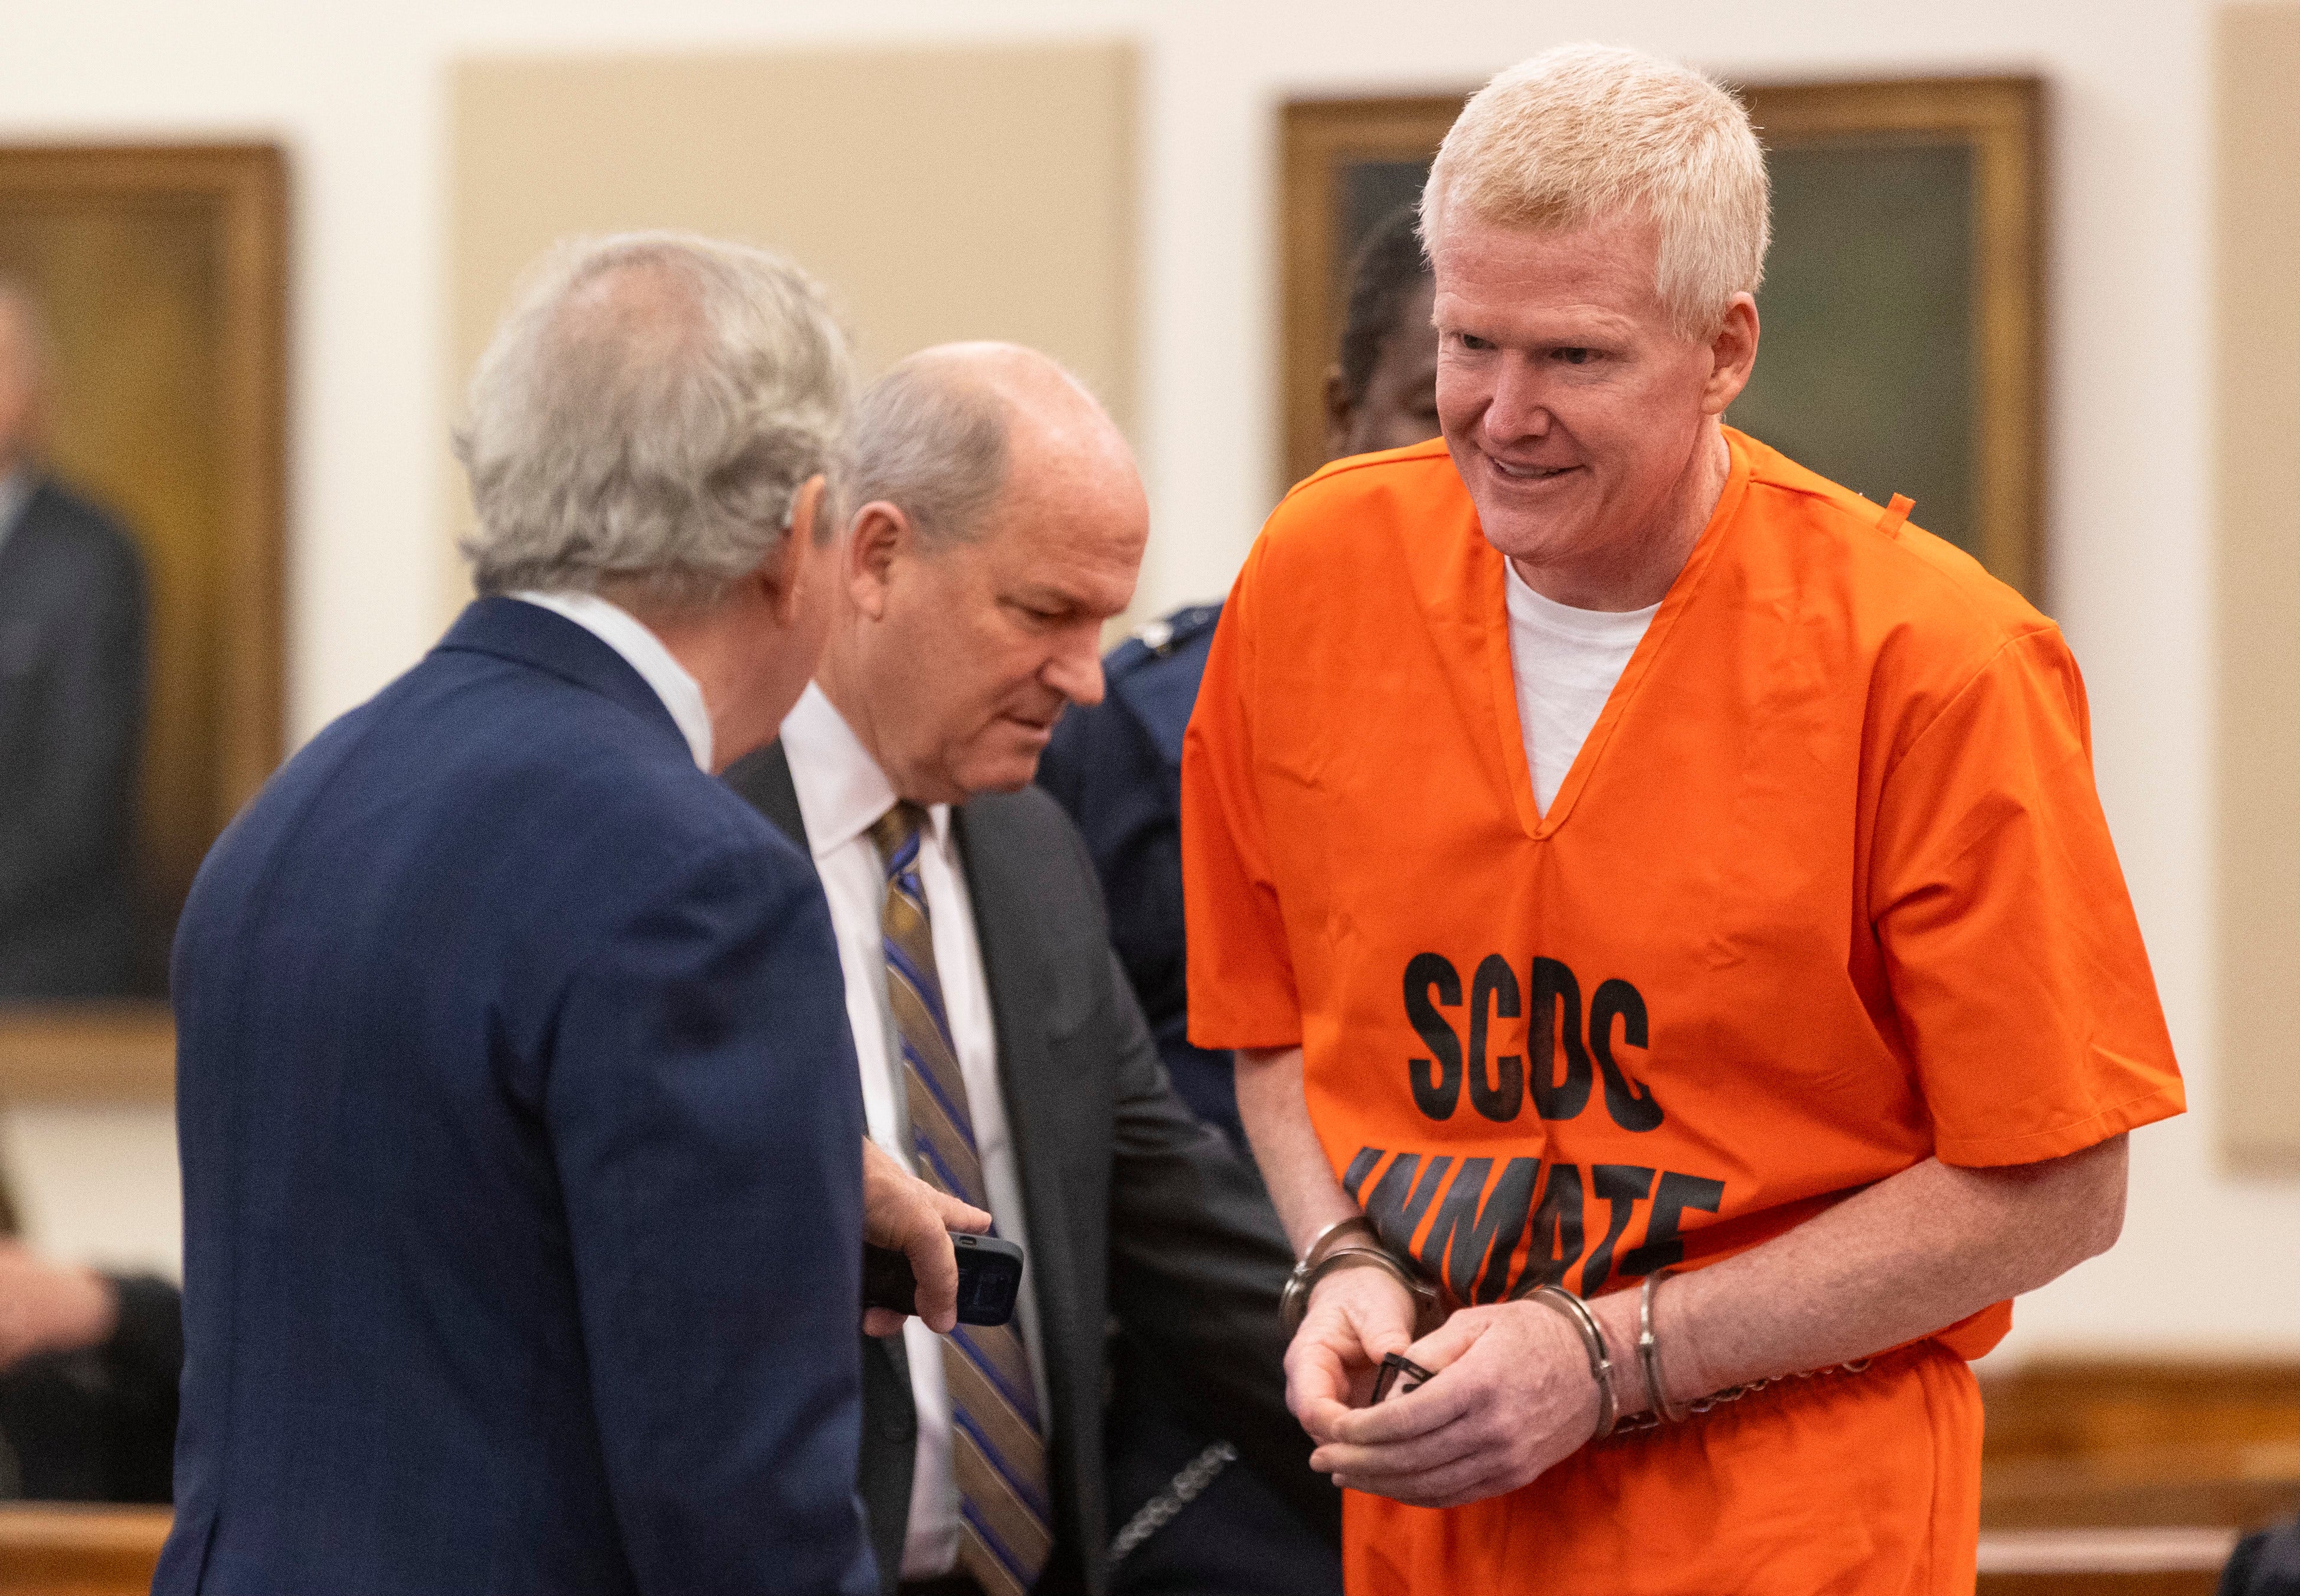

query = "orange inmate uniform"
[[1180, 430, 2185, 1594]]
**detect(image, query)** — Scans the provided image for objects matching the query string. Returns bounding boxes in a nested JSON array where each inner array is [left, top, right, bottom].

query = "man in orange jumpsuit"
[[1181, 42, 2184, 1594]]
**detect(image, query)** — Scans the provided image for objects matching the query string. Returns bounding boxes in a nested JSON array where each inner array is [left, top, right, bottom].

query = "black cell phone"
[[863, 1233, 1026, 1327], [1370, 1352, 1435, 1404]]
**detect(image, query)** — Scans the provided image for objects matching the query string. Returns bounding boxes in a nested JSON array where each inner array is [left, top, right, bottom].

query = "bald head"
[[820, 341, 1149, 804], [0, 280, 49, 473], [848, 341, 1136, 547]]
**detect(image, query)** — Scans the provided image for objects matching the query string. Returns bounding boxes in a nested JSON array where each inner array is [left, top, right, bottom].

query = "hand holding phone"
[[863, 1233, 1026, 1328], [860, 1137, 993, 1335]]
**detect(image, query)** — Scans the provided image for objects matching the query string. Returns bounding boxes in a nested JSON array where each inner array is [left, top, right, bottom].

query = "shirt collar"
[[1504, 558, 1661, 640], [780, 681, 953, 862], [508, 589, 714, 771]]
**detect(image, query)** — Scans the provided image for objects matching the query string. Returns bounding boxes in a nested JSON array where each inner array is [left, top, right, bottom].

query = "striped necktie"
[[868, 802, 1052, 1596]]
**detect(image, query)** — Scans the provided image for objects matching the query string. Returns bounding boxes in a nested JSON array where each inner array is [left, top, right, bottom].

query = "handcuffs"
[[1282, 1224, 1874, 1443], [1278, 1216, 1445, 1339], [1280, 1216, 1641, 1440]]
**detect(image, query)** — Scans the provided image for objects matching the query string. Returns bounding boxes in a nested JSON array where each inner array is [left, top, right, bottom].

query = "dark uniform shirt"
[[1040, 603, 1343, 1595], [1038, 603, 1239, 1144]]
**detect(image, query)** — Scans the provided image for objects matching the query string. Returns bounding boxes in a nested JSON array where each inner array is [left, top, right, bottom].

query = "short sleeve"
[[1870, 627, 2184, 1166], [1181, 543, 1303, 1049]]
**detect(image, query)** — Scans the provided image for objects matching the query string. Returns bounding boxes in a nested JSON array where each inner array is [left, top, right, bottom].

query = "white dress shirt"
[[509, 589, 713, 771], [780, 682, 1049, 1581]]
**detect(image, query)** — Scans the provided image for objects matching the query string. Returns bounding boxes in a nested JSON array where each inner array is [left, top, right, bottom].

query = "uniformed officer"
[[1035, 204, 1435, 1596], [1037, 603, 1231, 1137]]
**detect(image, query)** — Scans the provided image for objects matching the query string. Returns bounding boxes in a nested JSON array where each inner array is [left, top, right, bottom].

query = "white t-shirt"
[[1504, 561, 1660, 816]]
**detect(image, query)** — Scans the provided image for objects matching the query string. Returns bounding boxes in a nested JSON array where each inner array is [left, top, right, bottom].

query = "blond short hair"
[[1421, 43, 1769, 339]]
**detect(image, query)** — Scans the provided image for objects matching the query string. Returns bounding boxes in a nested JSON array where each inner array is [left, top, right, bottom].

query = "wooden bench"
[[0, 1360, 2286, 1592], [0, 1504, 170, 1596], [1978, 1526, 2242, 1594], [1975, 1359, 2298, 1593]]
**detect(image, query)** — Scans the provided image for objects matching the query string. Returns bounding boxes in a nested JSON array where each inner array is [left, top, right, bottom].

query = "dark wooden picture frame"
[[0, 144, 289, 1100], [1277, 77, 2046, 600], [1278, 95, 1464, 496]]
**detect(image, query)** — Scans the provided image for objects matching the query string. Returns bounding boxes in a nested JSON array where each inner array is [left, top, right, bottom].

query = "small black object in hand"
[[862, 1234, 1026, 1327], [1370, 1352, 1436, 1404]]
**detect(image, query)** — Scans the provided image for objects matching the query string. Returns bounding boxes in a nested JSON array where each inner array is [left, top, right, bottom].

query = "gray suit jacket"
[[725, 743, 1333, 1596]]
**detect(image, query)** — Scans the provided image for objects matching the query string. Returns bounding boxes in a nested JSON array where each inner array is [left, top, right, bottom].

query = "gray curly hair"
[[454, 231, 853, 605]]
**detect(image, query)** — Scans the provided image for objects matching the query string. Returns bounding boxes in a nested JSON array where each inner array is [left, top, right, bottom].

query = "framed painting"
[[1277, 77, 2046, 600], [1278, 94, 1462, 495], [0, 144, 288, 1098]]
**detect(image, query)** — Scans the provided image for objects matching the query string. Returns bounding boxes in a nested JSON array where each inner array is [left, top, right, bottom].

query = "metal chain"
[[1107, 1440, 1238, 1564], [1102, 1362, 1879, 1567], [1609, 1358, 1876, 1438]]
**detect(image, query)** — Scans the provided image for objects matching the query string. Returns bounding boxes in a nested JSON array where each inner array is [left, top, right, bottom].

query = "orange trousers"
[[1344, 1341, 1982, 1595]]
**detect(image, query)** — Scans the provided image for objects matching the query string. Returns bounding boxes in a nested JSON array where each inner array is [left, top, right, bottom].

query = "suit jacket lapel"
[[723, 738, 810, 850], [951, 802, 1066, 1279], [949, 802, 1094, 1540], [728, 748, 1080, 1371]]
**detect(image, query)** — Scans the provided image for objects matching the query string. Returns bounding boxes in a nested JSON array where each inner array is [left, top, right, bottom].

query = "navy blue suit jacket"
[[157, 597, 877, 1596]]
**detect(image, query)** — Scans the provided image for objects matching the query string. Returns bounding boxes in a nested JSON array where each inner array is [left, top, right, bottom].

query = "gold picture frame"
[[1277, 77, 2046, 601], [0, 144, 289, 1100]]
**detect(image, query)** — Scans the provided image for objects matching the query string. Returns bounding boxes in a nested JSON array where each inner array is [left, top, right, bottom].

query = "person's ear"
[[1321, 364, 1356, 460], [1700, 295, 1759, 416], [845, 500, 911, 622]]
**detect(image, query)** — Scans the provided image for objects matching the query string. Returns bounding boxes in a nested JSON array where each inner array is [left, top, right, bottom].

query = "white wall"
[[2, 0, 2289, 1360]]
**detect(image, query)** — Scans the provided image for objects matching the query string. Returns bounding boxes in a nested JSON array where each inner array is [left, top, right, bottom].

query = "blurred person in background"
[[158, 233, 969, 1596], [1031, 202, 1437, 1594], [1038, 204, 1437, 1148], [1185, 44, 2184, 1595], [2217, 1527, 2300, 1596], [724, 342, 1327, 1596], [0, 1167, 178, 1503], [1321, 205, 1444, 466], [2220, 1519, 2300, 1596], [0, 277, 148, 999]]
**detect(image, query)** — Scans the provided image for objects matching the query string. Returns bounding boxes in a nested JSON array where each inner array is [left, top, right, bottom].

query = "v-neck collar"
[[1481, 431, 1756, 840]]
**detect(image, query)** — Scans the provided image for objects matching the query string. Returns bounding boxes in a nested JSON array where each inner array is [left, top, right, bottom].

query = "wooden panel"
[[1978, 1528, 2237, 1595], [2213, 2, 2300, 1176], [1984, 1360, 2300, 1460], [0, 1505, 169, 1596], [0, 1004, 172, 1101], [1979, 1574, 2219, 1596], [1980, 1359, 2300, 1533], [0, 1364, 2284, 1588]]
